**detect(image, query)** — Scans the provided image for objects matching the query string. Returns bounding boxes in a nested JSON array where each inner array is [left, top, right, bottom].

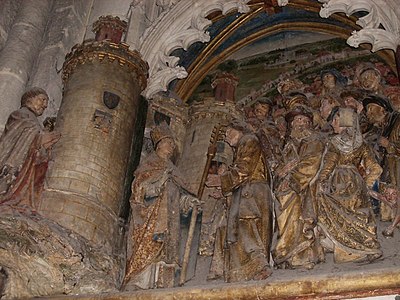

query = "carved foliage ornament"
[[139, 0, 252, 99], [318, 0, 400, 52]]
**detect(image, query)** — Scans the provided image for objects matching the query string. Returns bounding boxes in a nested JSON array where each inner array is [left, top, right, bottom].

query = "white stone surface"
[[0, 0, 21, 51], [0, 0, 53, 130], [29, 0, 93, 122], [319, 0, 400, 52], [139, 0, 251, 99]]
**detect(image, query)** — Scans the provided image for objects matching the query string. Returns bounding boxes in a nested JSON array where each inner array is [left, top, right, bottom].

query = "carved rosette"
[[62, 40, 149, 91]]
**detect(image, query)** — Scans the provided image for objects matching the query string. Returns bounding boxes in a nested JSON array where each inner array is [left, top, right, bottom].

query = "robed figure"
[[317, 108, 382, 263], [124, 123, 199, 290], [0, 87, 60, 210], [207, 119, 273, 282], [273, 106, 325, 269]]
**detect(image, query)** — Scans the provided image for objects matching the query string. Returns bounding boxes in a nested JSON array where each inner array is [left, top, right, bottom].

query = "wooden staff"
[[179, 124, 223, 286]]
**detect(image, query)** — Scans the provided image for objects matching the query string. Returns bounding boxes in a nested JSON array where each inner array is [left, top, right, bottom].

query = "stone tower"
[[39, 16, 149, 252]]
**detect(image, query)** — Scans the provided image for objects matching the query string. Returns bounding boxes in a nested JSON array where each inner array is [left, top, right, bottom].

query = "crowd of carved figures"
[[1, 60, 400, 292], [121, 61, 400, 289]]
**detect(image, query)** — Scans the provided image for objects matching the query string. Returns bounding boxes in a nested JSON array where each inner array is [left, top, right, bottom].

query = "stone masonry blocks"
[[40, 46, 146, 249]]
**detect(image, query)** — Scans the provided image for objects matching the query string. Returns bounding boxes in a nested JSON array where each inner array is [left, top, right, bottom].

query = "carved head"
[[150, 121, 175, 149], [356, 63, 382, 92], [21, 87, 49, 116], [363, 95, 392, 125]]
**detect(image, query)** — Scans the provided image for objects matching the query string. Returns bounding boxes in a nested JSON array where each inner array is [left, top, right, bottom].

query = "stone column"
[[39, 38, 148, 251], [29, 0, 93, 121], [0, 0, 53, 129], [0, 0, 22, 51]]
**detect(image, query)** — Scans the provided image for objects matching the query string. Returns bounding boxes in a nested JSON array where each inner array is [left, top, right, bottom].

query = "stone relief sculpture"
[[247, 98, 283, 175], [363, 95, 400, 222], [0, 87, 60, 210], [123, 122, 200, 290], [206, 119, 273, 282], [198, 159, 228, 281], [273, 106, 324, 269], [316, 108, 382, 263]]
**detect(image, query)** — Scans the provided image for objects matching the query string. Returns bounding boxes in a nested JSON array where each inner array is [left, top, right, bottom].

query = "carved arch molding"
[[139, 0, 400, 99]]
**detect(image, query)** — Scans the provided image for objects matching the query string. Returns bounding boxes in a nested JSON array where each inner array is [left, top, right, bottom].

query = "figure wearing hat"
[[246, 97, 284, 174], [273, 106, 325, 269], [124, 122, 200, 290], [355, 62, 400, 113], [363, 95, 400, 221], [205, 118, 273, 282]]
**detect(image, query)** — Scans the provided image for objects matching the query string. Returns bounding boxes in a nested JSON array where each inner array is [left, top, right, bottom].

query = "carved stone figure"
[[198, 160, 227, 281], [247, 98, 283, 174], [273, 106, 324, 269], [316, 108, 382, 263], [370, 183, 400, 237], [311, 69, 347, 111], [123, 122, 199, 290], [0, 87, 60, 210], [363, 95, 400, 221], [206, 119, 273, 282]]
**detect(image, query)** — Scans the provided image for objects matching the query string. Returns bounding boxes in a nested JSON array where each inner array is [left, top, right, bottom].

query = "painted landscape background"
[[189, 32, 398, 106]]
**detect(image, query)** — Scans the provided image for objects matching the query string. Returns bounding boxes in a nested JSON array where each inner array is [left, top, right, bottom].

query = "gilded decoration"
[[62, 40, 149, 90]]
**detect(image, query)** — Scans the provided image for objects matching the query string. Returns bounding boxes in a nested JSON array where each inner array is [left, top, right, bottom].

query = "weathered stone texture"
[[0, 0, 53, 129], [40, 53, 145, 250], [30, 0, 93, 123], [178, 98, 238, 193], [0, 212, 120, 299], [0, 0, 22, 51]]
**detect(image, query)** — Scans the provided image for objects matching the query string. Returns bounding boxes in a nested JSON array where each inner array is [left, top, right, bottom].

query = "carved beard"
[[290, 126, 312, 140]]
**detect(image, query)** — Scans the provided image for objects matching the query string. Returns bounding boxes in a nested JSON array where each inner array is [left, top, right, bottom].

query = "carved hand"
[[41, 131, 61, 149]]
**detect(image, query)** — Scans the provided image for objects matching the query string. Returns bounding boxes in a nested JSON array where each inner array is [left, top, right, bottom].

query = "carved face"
[[26, 94, 48, 116], [253, 103, 270, 121], [291, 115, 311, 131], [322, 73, 336, 89], [331, 114, 342, 134], [366, 103, 386, 125], [360, 70, 381, 91], [156, 137, 176, 159], [384, 187, 398, 204], [225, 127, 241, 147]]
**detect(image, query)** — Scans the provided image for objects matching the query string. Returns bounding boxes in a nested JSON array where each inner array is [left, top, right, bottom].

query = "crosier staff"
[[179, 124, 225, 285]]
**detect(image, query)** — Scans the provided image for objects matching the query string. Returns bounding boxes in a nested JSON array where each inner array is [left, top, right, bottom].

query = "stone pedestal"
[[39, 40, 148, 251]]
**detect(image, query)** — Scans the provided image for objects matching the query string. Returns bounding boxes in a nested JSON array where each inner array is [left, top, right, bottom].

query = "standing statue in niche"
[[316, 108, 382, 263], [123, 122, 200, 290], [273, 106, 324, 269], [206, 119, 273, 282], [0, 87, 60, 210]]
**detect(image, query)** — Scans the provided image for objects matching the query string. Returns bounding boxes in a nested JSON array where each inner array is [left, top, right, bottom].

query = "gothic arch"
[[139, 0, 400, 100]]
